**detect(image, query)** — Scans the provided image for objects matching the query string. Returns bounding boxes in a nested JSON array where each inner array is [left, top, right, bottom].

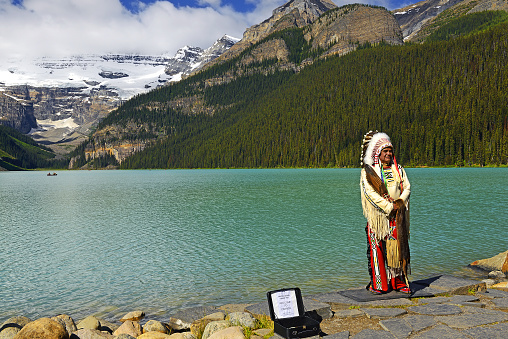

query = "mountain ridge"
[[0, 34, 239, 152]]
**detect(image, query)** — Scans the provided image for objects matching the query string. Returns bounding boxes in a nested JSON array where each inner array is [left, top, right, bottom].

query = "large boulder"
[[190, 313, 226, 337], [137, 332, 171, 338], [169, 306, 222, 331], [207, 326, 245, 339], [201, 321, 230, 339], [112, 321, 142, 337], [76, 316, 100, 331], [168, 333, 195, 339], [0, 326, 21, 339], [51, 315, 77, 335], [470, 250, 508, 273], [143, 320, 169, 334], [69, 328, 114, 338], [1, 317, 32, 329], [1, 316, 32, 339], [227, 313, 256, 329], [120, 311, 145, 323], [95, 319, 117, 334], [114, 335, 136, 339], [13, 317, 68, 339]]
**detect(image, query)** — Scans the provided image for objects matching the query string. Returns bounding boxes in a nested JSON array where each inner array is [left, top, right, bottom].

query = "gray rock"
[[482, 278, 496, 287], [307, 291, 356, 305], [488, 270, 506, 279], [462, 321, 508, 339], [460, 306, 508, 317], [408, 303, 462, 315], [0, 316, 31, 329], [435, 313, 508, 329], [491, 297, 508, 309], [169, 306, 222, 330], [228, 312, 256, 328], [444, 295, 483, 308], [379, 318, 412, 338], [114, 335, 136, 339], [403, 315, 436, 332], [323, 331, 349, 339], [0, 326, 20, 339], [446, 295, 479, 303], [201, 320, 230, 339], [450, 301, 486, 308], [364, 298, 413, 307], [360, 308, 406, 319], [478, 288, 508, 298], [351, 328, 393, 338], [333, 309, 363, 318], [418, 296, 450, 304], [77, 316, 101, 330], [70, 328, 115, 338], [411, 324, 468, 339], [143, 320, 169, 334], [414, 275, 485, 295]]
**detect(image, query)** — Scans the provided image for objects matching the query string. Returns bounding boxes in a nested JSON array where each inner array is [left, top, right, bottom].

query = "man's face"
[[379, 147, 393, 165]]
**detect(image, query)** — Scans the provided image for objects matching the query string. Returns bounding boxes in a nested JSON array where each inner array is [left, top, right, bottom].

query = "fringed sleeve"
[[360, 168, 392, 239]]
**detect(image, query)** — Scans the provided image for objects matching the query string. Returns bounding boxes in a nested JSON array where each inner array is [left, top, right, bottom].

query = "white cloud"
[[0, 0, 280, 61], [0, 0, 405, 62]]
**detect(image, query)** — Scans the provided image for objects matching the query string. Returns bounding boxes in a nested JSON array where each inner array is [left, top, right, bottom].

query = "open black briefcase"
[[267, 288, 321, 339]]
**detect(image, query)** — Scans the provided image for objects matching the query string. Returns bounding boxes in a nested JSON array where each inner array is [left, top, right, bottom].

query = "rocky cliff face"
[[394, 0, 508, 41], [1, 35, 238, 150], [203, 0, 337, 69], [393, 0, 464, 40], [0, 84, 122, 147], [203, 4, 403, 74], [305, 5, 403, 56], [0, 91, 37, 134]]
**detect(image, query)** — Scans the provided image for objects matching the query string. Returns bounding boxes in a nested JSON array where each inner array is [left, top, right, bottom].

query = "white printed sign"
[[271, 290, 299, 319]]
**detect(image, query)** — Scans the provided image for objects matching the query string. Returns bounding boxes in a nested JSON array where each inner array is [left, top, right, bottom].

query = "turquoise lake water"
[[0, 168, 507, 322]]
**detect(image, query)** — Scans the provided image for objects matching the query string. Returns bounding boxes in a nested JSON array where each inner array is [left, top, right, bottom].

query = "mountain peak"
[[203, 0, 337, 69], [273, 0, 337, 22]]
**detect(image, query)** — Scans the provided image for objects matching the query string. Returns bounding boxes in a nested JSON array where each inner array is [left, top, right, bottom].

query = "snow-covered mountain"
[[1, 34, 239, 99], [0, 34, 239, 148]]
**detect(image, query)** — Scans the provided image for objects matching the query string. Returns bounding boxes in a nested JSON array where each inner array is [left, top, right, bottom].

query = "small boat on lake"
[[47, 172, 57, 176]]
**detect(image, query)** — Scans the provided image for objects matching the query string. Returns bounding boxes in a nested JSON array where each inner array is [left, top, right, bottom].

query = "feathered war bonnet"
[[360, 131, 393, 168]]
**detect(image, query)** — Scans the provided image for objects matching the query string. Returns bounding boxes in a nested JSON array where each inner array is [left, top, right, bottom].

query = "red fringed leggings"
[[366, 221, 406, 292]]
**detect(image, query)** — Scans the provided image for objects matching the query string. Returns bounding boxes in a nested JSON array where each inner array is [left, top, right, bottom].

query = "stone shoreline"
[[1, 274, 508, 339]]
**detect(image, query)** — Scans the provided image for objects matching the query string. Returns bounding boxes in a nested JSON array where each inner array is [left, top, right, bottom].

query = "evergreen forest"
[[76, 11, 508, 169], [0, 125, 67, 170]]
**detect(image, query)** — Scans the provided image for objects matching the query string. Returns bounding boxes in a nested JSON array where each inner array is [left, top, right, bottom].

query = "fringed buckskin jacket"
[[360, 164, 411, 240]]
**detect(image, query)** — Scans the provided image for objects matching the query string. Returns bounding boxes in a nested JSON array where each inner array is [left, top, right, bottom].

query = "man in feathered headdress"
[[360, 131, 411, 294]]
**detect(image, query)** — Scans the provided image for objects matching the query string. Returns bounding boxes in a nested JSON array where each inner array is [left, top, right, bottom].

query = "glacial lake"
[[0, 168, 507, 323]]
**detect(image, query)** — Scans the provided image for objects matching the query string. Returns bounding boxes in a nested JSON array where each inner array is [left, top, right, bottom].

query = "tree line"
[[76, 11, 508, 169]]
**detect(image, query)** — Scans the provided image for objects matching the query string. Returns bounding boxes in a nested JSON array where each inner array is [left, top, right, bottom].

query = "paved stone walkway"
[[245, 275, 508, 339]]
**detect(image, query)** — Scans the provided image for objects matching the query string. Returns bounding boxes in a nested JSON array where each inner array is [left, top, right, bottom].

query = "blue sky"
[[0, 0, 411, 60], [120, 0, 258, 13]]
